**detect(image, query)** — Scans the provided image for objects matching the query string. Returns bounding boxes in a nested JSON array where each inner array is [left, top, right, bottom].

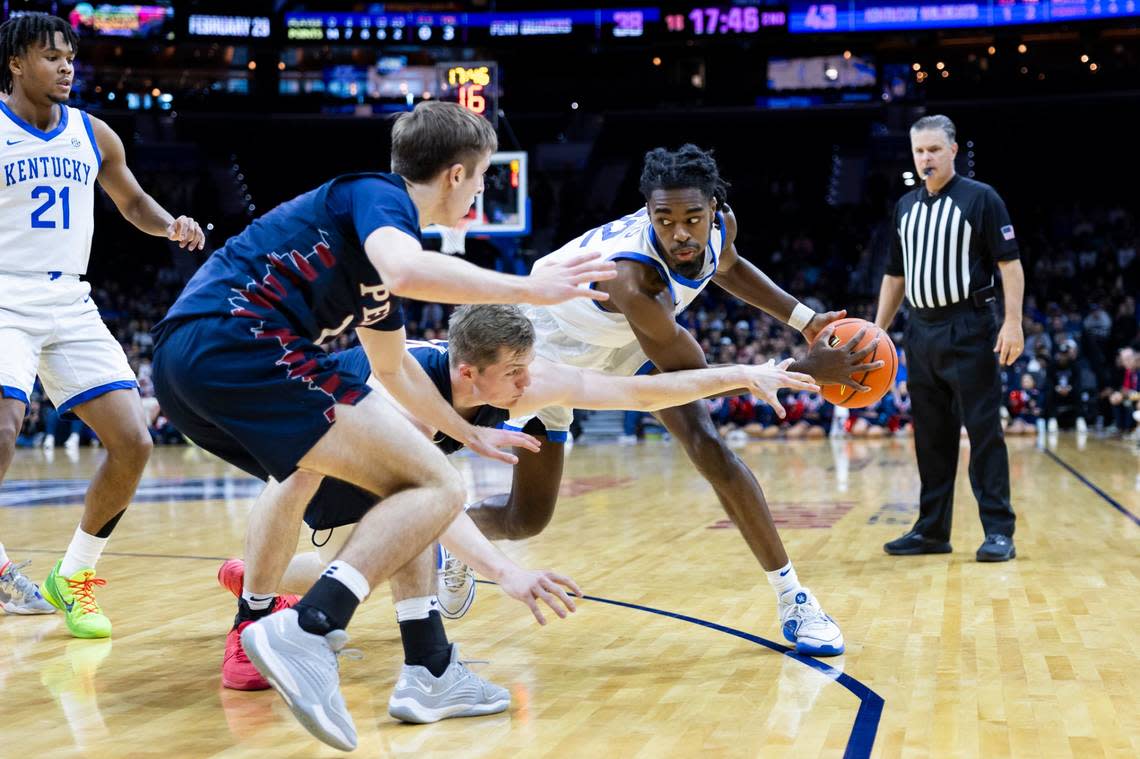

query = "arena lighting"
[[1018, 43, 1028, 53], [652, 56, 662, 65], [247, 61, 256, 70], [987, 45, 996, 54], [936, 61, 945, 70], [902, 171, 914, 179], [942, 70, 949, 77], [1080, 54, 1089, 63], [912, 62, 921, 70], [571, 101, 579, 109], [277, 61, 285, 70], [842, 50, 851, 59], [1089, 62, 1098, 71]]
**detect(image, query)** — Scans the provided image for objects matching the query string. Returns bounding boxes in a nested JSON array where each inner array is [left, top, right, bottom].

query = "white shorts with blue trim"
[[505, 305, 654, 441], [0, 271, 138, 411]]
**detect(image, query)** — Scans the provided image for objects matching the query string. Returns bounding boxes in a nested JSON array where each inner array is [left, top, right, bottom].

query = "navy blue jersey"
[[156, 173, 417, 344], [337, 340, 510, 454]]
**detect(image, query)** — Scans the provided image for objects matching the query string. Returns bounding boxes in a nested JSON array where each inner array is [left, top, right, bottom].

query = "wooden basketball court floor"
[[1, 433, 1137, 758]]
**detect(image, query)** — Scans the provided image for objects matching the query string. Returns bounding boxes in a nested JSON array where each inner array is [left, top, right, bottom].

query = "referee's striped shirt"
[[887, 174, 1020, 310]]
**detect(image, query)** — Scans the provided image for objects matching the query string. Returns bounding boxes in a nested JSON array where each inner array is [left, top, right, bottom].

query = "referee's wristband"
[[788, 303, 816, 332]]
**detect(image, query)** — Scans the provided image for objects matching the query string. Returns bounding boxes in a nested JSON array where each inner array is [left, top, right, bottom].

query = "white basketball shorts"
[[504, 305, 655, 441], [0, 271, 137, 412]]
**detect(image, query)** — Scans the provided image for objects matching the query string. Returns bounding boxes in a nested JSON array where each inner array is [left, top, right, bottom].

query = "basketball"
[[812, 318, 898, 409]]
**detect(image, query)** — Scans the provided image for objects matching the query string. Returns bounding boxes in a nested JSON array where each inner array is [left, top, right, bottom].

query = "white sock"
[[322, 560, 370, 603], [394, 595, 438, 622], [766, 561, 800, 597], [59, 527, 108, 576], [241, 587, 276, 611]]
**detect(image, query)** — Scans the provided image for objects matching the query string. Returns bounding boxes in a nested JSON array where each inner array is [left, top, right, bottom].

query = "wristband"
[[788, 303, 815, 332]]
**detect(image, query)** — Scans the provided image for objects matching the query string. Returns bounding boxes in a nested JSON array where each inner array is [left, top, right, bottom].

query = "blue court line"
[[477, 580, 883, 759], [4, 539, 884, 755], [1042, 448, 1140, 527]]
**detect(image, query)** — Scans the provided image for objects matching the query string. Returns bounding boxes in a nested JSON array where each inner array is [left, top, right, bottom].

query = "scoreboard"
[[789, 0, 1139, 32], [436, 62, 499, 126]]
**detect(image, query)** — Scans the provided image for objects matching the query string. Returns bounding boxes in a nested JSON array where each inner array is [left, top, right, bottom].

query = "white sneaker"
[[616, 434, 638, 446], [42, 434, 55, 450], [1047, 418, 1059, 433], [1076, 417, 1088, 434], [778, 587, 844, 656], [64, 432, 80, 451], [436, 545, 476, 620]]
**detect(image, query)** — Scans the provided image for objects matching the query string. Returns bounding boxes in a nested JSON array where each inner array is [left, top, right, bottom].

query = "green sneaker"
[[41, 560, 112, 639]]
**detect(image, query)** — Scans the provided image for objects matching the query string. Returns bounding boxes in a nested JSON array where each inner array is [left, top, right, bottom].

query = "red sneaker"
[[216, 559, 300, 608], [217, 558, 245, 598], [223, 621, 269, 690], [217, 558, 300, 690]]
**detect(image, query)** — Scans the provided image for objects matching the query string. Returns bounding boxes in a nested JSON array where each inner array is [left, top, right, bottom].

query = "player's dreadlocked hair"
[[638, 144, 730, 213], [0, 13, 78, 94]]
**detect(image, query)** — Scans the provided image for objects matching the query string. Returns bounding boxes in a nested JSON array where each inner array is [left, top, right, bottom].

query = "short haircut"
[[447, 305, 536, 370], [0, 13, 78, 94], [391, 101, 498, 183], [639, 144, 730, 212], [910, 114, 957, 144]]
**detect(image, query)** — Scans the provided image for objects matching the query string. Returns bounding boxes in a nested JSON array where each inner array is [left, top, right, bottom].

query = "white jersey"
[[0, 102, 100, 276], [532, 207, 726, 348]]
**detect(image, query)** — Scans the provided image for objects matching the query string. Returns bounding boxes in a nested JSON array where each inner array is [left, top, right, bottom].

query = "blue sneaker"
[[779, 588, 845, 656]]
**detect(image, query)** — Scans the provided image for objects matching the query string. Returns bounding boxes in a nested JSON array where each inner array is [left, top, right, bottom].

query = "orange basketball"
[[811, 317, 898, 409]]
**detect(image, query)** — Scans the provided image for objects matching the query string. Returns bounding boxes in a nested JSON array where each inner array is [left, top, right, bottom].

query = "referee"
[[874, 114, 1024, 562]]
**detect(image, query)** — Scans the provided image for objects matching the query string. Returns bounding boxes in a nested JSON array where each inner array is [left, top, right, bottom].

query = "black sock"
[[399, 611, 452, 677], [294, 575, 361, 636], [233, 598, 274, 628]]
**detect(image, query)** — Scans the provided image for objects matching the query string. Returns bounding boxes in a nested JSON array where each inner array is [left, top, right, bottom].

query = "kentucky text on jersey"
[[4, 155, 94, 187]]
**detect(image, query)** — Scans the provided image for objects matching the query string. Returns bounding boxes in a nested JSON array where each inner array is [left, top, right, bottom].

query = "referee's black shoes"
[[883, 530, 952, 555], [975, 534, 1016, 562]]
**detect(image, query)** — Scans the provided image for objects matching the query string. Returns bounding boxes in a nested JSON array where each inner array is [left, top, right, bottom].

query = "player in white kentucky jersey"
[[464, 144, 884, 656], [0, 14, 204, 637]]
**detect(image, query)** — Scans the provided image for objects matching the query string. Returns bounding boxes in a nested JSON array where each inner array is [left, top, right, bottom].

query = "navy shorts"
[[152, 316, 371, 482], [304, 478, 379, 531]]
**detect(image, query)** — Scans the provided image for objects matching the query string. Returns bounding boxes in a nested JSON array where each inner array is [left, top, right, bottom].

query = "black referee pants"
[[905, 304, 1016, 541]]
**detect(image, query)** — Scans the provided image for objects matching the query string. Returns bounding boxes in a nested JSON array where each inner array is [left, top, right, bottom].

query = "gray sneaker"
[[0, 560, 56, 615], [388, 644, 510, 724], [240, 609, 358, 752]]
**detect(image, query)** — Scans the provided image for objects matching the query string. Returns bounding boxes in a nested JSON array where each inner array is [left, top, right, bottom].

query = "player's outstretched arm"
[[514, 358, 818, 420], [358, 327, 540, 466], [364, 227, 616, 305], [439, 511, 582, 626], [88, 117, 205, 250], [711, 206, 842, 342]]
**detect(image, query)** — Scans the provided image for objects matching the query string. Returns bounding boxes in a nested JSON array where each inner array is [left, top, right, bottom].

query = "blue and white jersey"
[[0, 101, 100, 276], [336, 340, 509, 454], [532, 207, 726, 348]]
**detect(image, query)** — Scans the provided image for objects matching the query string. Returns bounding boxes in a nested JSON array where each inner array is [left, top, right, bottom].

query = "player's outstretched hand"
[[742, 359, 820, 419], [167, 215, 206, 251], [498, 566, 583, 625], [524, 252, 617, 305], [803, 325, 885, 391], [464, 426, 541, 465], [801, 309, 847, 343]]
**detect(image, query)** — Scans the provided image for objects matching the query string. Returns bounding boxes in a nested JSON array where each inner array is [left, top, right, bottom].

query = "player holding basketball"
[[0, 14, 205, 636], [216, 304, 818, 725], [151, 101, 616, 750], [462, 145, 882, 657]]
